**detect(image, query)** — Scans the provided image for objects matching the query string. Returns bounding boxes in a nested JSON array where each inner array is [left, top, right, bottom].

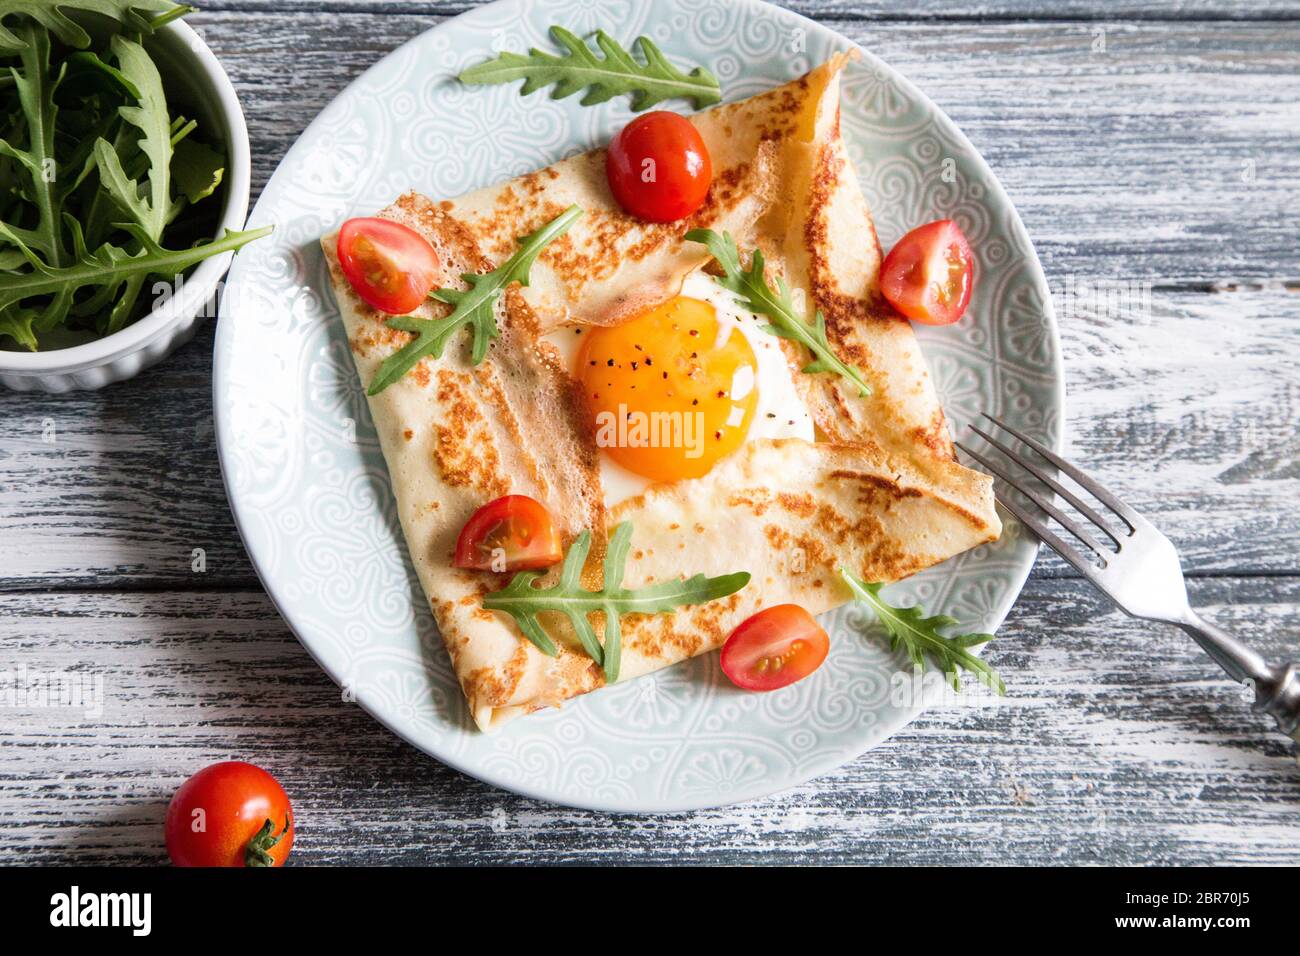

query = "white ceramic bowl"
[[0, 20, 251, 392]]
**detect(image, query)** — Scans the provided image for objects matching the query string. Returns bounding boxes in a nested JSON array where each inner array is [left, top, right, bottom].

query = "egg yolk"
[[576, 296, 758, 482]]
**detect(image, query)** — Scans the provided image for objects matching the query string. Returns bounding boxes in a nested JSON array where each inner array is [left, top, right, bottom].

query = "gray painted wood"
[[4, 287, 1295, 587], [202, 1, 1300, 22], [1, 0, 1298, 865], [1, 576, 1296, 865], [195, 10, 1300, 287]]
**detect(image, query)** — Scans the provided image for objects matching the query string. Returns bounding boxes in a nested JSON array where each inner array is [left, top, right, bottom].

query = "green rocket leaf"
[[840, 570, 1005, 695], [0, 223, 272, 315], [483, 522, 751, 683], [459, 26, 720, 112], [0, 21, 66, 266], [0, 0, 190, 55], [367, 205, 582, 395], [0, 2, 264, 349], [687, 228, 872, 398]]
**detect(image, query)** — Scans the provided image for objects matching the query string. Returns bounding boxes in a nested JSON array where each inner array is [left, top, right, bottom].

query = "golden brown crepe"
[[322, 53, 1000, 731]]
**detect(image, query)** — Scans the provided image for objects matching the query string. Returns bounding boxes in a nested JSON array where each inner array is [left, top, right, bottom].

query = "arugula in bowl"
[[0, 1, 269, 351]]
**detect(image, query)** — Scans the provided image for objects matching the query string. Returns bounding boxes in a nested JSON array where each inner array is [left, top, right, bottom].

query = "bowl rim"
[[0, 18, 251, 374]]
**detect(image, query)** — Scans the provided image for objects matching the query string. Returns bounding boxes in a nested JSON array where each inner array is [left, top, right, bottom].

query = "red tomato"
[[606, 111, 712, 222], [336, 217, 440, 315], [720, 604, 830, 691], [454, 495, 563, 573], [165, 761, 293, 867], [879, 219, 975, 325]]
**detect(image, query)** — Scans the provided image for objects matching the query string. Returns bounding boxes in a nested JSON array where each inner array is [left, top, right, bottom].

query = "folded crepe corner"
[[322, 54, 1000, 732]]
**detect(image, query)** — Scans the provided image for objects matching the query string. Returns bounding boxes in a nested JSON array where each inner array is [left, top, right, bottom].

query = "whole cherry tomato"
[[165, 761, 294, 867], [606, 111, 712, 222]]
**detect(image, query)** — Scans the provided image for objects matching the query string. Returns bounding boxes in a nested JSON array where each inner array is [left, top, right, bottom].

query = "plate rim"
[[214, 0, 1065, 813]]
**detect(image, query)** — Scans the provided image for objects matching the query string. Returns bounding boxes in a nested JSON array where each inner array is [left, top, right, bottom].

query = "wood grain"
[[190, 11, 1300, 287], [1, 0, 1298, 866], [198, 0, 1300, 22], [2, 286, 1295, 588], [1, 576, 1296, 865]]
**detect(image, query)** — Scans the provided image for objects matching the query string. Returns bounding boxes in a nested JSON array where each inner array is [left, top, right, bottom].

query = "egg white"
[[544, 269, 815, 508]]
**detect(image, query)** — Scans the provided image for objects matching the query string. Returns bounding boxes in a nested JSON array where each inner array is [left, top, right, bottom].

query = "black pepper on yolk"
[[577, 296, 758, 482]]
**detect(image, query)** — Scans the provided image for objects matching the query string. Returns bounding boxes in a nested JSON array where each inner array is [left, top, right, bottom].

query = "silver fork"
[[957, 413, 1300, 744]]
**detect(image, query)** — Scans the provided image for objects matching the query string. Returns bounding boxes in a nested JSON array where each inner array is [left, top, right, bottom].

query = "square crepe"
[[322, 54, 1000, 730]]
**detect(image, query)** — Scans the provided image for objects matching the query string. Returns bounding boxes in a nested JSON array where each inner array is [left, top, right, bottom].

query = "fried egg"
[[545, 270, 814, 507]]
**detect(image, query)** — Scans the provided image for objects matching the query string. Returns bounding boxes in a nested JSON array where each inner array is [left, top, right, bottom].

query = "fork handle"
[[1179, 611, 1300, 741]]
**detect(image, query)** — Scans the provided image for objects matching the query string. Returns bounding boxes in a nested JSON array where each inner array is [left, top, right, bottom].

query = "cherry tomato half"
[[454, 495, 563, 573], [165, 761, 293, 867], [720, 604, 830, 691], [606, 111, 712, 222], [336, 216, 440, 315], [879, 219, 975, 326]]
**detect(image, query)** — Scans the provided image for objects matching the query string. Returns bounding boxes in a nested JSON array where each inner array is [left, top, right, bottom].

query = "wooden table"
[[2, 0, 1298, 865]]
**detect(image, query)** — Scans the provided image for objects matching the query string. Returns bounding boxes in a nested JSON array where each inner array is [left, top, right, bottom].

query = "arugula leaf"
[[63, 48, 140, 100], [0, 21, 76, 332], [0, 3, 262, 348], [483, 521, 751, 683], [92, 34, 176, 332], [80, 118, 137, 251], [459, 26, 720, 112], [0, 223, 272, 315], [0, 304, 37, 348], [171, 136, 224, 203], [367, 205, 582, 395], [686, 229, 872, 398], [0, 0, 190, 54], [76, 113, 191, 215], [0, 21, 66, 266], [839, 570, 1005, 695], [105, 35, 174, 234]]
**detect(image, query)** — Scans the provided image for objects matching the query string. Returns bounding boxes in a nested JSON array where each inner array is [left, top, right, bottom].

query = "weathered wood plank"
[[1, 576, 1296, 865], [190, 12, 1300, 287], [196, 1, 1300, 23], [6, 13, 1300, 579], [2, 286, 1295, 588], [1, 1, 1297, 869]]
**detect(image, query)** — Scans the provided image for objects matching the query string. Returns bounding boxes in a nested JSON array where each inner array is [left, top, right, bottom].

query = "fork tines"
[[955, 413, 1145, 577]]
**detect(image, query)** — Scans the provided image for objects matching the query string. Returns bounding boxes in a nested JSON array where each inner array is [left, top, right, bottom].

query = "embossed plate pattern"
[[214, 0, 1063, 812]]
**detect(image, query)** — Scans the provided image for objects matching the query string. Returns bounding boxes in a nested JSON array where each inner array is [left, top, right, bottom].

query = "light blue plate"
[[214, 0, 1063, 812]]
